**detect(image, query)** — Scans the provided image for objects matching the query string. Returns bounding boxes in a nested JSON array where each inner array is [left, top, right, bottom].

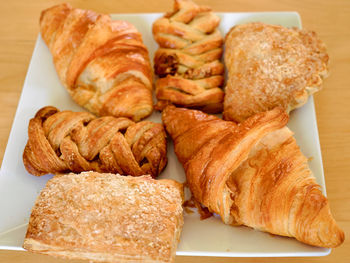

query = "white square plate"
[[0, 12, 330, 257]]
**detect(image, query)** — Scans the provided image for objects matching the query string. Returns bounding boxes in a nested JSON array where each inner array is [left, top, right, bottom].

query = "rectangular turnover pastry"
[[40, 3, 154, 122], [23, 172, 184, 263]]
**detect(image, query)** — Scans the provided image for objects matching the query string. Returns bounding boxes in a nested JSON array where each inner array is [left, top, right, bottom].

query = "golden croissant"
[[153, 0, 224, 113], [223, 22, 329, 122], [23, 106, 167, 178], [162, 105, 344, 248], [40, 3, 153, 121]]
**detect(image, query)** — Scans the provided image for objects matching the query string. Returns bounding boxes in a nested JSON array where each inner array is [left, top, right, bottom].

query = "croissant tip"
[[328, 224, 345, 248], [311, 210, 345, 248], [335, 230, 345, 247], [322, 211, 345, 248]]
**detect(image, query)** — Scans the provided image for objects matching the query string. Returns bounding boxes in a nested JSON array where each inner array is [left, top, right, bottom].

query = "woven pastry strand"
[[23, 106, 167, 178], [153, 0, 224, 113]]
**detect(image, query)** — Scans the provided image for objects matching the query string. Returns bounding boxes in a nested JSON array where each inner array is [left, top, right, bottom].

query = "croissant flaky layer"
[[162, 105, 344, 248], [40, 3, 153, 121], [23, 106, 167, 178], [153, 0, 224, 113]]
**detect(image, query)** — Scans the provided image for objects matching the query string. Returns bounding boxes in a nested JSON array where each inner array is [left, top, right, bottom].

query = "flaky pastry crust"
[[23, 172, 184, 263], [40, 3, 153, 121], [223, 22, 329, 122], [23, 106, 167, 177], [153, 0, 224, 113], [162, 105, 344, 248]]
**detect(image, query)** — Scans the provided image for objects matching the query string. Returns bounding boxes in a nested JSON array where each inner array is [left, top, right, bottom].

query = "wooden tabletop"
[[0, 0, 349, 262]]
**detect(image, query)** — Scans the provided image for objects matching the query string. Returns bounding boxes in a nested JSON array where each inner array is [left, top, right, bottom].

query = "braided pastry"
[[162, 105, 344, 248], [40, 3, 153, 121], [153, 0, 224, 113], [223, 22, 329, 122], [23, 106, 167, 178]]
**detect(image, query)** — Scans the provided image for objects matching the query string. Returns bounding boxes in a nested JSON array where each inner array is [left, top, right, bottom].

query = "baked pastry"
[[23, 106, 167, 178], [23, 172, 184, 263], [223, 22, 329, 122], [153, 0, 224, 113], [162, 105, 344, 248], [40, 3, 153, 121]]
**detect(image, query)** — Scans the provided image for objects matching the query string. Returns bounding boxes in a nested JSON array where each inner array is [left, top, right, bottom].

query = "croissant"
[[223, 22, 329, 122], [152, 0, 224, 113], [162, 105, 344, 248], [23, 106, 167, 178], [40, 3, 153, 121]]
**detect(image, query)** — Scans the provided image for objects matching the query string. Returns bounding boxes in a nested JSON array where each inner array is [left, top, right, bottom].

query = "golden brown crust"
[[153, 0, 224, 113], [40, 4, 153, 121], [227, 134, 344, 248], [162, 105, 344, 248], [223, 22, 329, 122], [23, 172, 184, 263], [23, 106, 167, 178]]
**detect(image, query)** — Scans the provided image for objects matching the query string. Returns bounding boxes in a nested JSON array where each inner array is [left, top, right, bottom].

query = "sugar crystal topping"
[[27, 172, 183, 261]]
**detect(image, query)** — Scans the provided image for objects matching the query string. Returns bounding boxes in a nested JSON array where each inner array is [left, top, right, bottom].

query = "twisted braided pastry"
[[23, 106, 167, 178], [40, 3, 153, 121], [153, 0, 224, 113]]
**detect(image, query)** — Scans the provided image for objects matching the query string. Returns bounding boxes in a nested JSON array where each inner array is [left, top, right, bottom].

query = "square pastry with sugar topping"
[[23, 172, 184, 263], [223, 22, 329, 122]]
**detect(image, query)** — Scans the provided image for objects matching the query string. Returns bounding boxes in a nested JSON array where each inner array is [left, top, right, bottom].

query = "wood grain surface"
[[0, 0, 349, 262]]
